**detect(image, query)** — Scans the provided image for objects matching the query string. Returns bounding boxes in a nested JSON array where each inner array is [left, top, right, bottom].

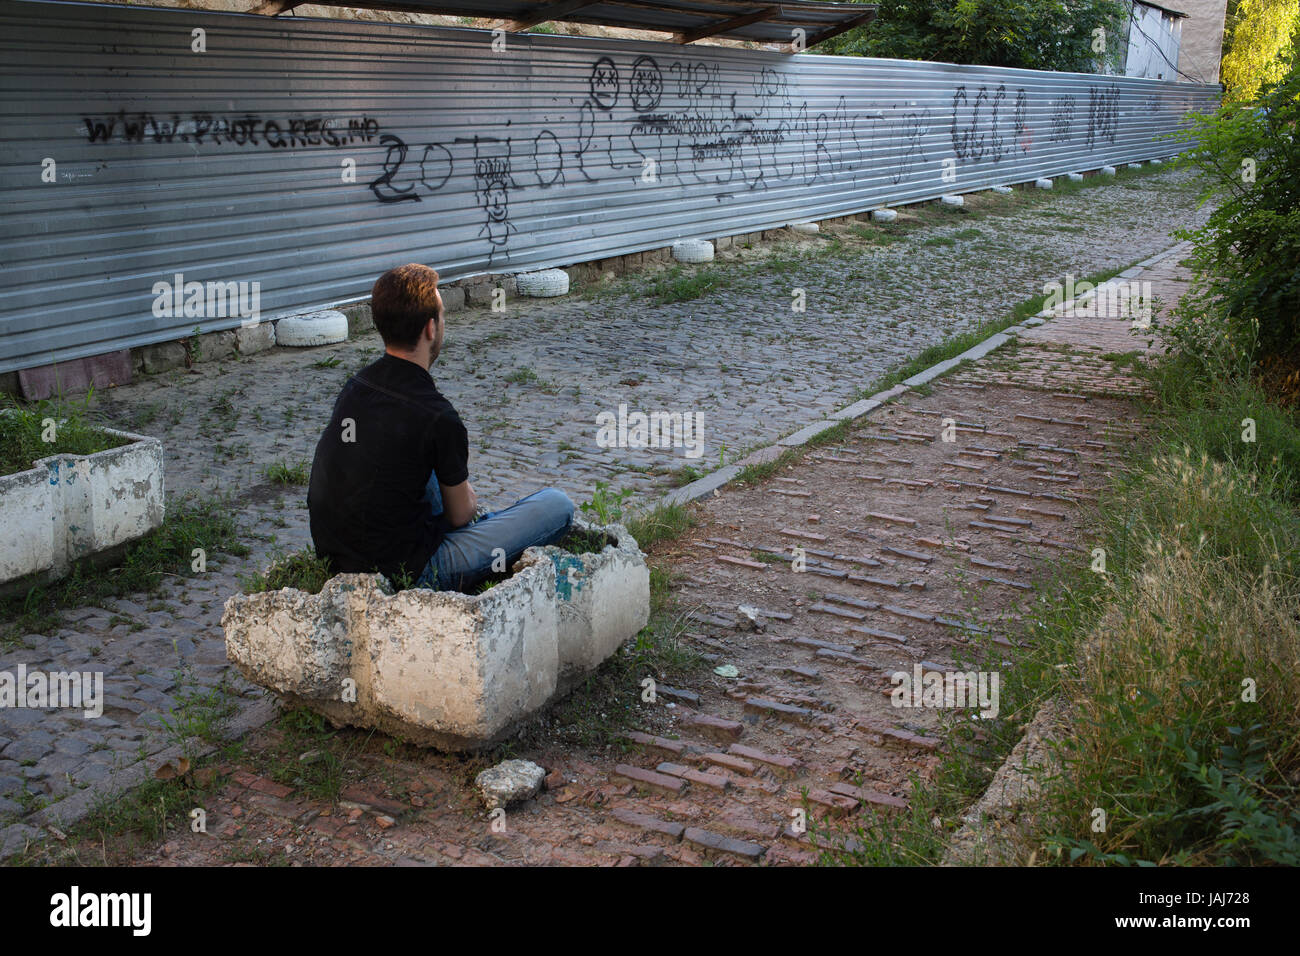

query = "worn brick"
[[728, 744, 799, 770], [611, 807, 685, 839], [613, 764, 685, 794], [683, 826, 765, 859], [678, 712, 744, 742], [700, 752, 755, 775], [655, 762, 729, 790]]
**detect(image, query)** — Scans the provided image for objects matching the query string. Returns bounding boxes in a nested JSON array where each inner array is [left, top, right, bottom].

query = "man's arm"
[[440, 479, 478, 529]]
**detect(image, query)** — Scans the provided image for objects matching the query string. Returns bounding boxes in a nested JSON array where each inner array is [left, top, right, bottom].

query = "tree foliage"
[[818, 0, 1128, 73], [1221, 0, 1300, 102], [1175, 39, 1300, 361]]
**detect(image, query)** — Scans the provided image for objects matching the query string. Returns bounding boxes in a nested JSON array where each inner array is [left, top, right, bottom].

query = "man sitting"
[[307, 263, 574, 592]]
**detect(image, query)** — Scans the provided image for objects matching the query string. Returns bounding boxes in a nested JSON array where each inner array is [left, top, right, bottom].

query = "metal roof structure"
[[250, 0, 878, 48]]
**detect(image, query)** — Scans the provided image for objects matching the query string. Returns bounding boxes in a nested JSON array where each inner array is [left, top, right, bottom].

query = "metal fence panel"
[[0, 0, 1220, 374]]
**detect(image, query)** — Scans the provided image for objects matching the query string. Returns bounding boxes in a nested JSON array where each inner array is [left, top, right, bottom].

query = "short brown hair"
[[370, 263, 440, 349]]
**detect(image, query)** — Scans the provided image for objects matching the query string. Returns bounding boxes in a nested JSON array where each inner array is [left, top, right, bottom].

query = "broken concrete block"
[[475, 759, 546, 810], [222, 518, 648, 750], [235, 322, 276, 355]]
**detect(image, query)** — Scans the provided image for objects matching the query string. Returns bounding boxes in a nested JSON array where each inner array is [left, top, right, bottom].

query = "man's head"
[[371, 263, 444, 367]]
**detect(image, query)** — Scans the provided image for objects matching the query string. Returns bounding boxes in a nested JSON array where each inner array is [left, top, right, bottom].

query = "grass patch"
[[239, 547, 333, 595], [642, 265, 735, 304], [0, 391, 128, 476], [262, 459, 310, 485]]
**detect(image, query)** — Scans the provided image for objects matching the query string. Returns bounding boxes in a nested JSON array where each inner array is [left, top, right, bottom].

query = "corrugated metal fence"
[[0, 0, 1220, 374]]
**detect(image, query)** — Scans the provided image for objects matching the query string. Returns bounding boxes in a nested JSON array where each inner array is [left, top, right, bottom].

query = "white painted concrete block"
[[871, 208, 897, 222], [1101, 166, 1117, 176], [789, 222, 819, 234], [0, 427, 165, 586], [1035, 178, 1054, 189], [223, 518, 649, 750], [940, 194, 964, 206], [1067, 172, 1084, 182], [990, 185, 1013, 194]]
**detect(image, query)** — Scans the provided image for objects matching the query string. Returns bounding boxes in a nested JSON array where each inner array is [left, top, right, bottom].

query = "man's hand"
[[440, 479, 478, 529]]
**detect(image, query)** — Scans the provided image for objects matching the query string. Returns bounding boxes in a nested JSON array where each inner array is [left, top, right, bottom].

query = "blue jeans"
[[414, 475, 575, 592]]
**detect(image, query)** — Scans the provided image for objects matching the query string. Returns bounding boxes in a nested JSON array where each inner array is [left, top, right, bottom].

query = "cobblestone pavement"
[[7, 246, 1194, 865]]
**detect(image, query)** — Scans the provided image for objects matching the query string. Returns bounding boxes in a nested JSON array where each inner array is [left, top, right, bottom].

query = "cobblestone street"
[[0, 167, 1205, 859]]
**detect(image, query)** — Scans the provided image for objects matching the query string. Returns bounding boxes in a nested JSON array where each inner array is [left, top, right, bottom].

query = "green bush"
[[1174, 41, 1300, 361]]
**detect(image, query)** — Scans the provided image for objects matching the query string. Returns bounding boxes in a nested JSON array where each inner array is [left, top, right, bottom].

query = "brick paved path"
[[6, 239, 1194, 864]]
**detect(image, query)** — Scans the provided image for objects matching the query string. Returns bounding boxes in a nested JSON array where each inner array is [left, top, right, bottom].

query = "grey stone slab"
[[1, 739, 52, 763]]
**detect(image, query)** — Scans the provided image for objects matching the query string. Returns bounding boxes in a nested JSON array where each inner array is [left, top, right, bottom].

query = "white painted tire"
[[274, 310, 349, 348], [514, 269, 570, 297], [671, 239, 714, 263], [789, 222, 819, 235]]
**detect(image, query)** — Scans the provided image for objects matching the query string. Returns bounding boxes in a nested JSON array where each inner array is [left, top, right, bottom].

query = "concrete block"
[[0, 426, 164, 585], [715, 236, 732, 251], [789, 222, 820, 234], [871, 208, 898, 222], [990, 185, 1013, 194], [464, 282, 495, 307], [940, 194, 964, 206], [340, 303, 374, 335], [439, 285, 466, 313], [1101, 165, 1117, 176], [1034, 178, 1054, 190], [196, 329, 238, 363], [235, 322, 276, 355], [1067, 172, 1084, 182], [222, 518, 648, 750], [139, 341, 187, 375]]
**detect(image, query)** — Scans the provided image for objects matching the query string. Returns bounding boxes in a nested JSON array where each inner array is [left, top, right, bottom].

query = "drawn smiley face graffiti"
[[630, 56, 663, 112], [589, 57, 619, 110]]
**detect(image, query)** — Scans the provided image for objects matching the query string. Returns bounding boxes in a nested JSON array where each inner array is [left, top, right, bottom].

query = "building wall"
[[1126, 2, 1185, 79], [1176, 0, 1229, 83]]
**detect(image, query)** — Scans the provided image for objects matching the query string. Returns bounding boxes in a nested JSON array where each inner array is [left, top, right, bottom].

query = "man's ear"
[[424, 316, 437, 342]]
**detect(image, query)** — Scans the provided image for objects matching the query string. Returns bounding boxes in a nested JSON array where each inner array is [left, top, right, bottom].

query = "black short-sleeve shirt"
[[308, 353, 469, 582]]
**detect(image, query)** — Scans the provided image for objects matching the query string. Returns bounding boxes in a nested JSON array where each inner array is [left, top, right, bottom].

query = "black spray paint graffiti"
[[81, 62, 1152, 269], [950, 85, 1022, 164], [1049, 95, 1076, 144], [1086, 85, 1121, 148], [82, 111, 380, 148]]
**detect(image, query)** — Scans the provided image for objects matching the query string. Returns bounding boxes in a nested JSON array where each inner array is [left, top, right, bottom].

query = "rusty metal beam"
[[498, 0, 602, 31], [801, 10, 875, 50], [675, 5, 778, 44]]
